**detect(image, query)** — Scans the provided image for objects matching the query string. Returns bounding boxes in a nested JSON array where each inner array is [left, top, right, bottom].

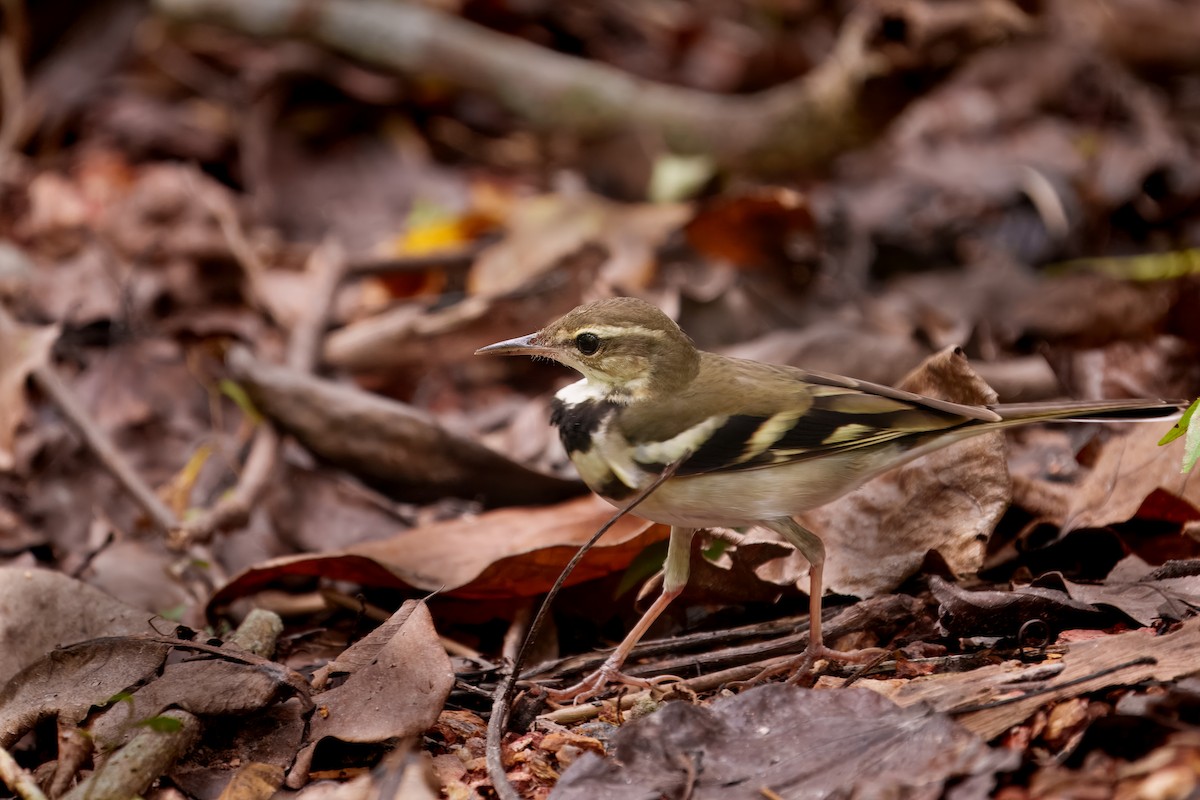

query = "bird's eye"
[[575, 332, 600, 355]]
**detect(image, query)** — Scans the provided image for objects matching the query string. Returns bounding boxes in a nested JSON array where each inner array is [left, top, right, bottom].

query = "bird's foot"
[[784, 644, 888, 684], [545, 658, 682, 704], [735, 644, 889, 690]]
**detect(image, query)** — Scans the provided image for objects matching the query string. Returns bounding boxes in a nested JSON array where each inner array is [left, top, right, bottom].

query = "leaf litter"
[[3, 0, 1200, 797]]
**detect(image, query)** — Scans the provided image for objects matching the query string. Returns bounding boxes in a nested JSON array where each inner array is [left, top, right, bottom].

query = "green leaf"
[[219, 379, 261, 423], [1159, 398, 1199, 446], [104, 691, 134, 708], [139, 715, 184, 733], [1184, 407, 1200, 475], [1049, 249, 1200, 282], [615, 540, 668, 598], [1159, 398, 1200, 473]]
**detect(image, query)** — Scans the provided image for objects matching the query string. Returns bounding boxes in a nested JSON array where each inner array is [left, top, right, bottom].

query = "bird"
[[476, 296, 1182, 700]]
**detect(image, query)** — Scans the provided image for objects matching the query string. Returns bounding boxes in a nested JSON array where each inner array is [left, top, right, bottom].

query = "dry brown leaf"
[[305, 602, 452, 747], [553, 684, 1016, 799], [0, 320, 58, 472], [1059, 427, 1195, 532], [348, 495, 667, 599], [0, 566, 166, 685], [226, 346, 582, 507], [467, 187, 690, 297], [90, 658, 304, 753], [209, 495, 668, 613], [0, 638, 172, 748]]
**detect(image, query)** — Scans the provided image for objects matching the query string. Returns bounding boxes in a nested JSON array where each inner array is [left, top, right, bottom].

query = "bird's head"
[[476, 297, 700, 402]]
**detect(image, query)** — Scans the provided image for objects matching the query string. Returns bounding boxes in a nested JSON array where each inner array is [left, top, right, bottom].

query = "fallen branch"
[[61, 710, 200, 800], [152, 0, 1027, 172]]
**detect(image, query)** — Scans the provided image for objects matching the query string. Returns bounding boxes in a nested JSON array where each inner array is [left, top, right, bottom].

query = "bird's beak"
[[474, 332, 549, 357]]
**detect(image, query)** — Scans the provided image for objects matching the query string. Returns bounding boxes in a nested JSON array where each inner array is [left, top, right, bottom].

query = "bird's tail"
[[990, 398, 1185, 425]]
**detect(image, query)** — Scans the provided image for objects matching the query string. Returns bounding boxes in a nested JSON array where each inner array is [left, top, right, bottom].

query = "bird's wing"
[[625, 359, 992, 477], [659, 389, 976, 476]]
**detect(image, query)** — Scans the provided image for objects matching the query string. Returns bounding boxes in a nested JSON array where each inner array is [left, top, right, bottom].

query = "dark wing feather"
[[638, 391, 976, 477]]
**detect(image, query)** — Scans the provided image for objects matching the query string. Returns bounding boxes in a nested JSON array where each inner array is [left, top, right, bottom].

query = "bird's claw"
[[545, 661, 683, 704]]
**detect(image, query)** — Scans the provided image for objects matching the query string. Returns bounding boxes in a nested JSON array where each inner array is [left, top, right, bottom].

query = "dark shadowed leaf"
[[552, 685, 1017, 800], [931, 575, 1109, 637]]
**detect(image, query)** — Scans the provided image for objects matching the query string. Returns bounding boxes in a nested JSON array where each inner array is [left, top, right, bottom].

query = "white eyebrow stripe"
[[571, 324, 668, 339]]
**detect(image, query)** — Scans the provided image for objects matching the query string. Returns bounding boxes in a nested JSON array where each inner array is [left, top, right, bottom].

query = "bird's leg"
[[545, 526, 696, 703], [765, 518, 885, 677]]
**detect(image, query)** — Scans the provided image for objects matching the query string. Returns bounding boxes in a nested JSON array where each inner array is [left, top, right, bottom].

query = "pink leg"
[[763, 519, 885, 679], [546, 526, 696, 703]]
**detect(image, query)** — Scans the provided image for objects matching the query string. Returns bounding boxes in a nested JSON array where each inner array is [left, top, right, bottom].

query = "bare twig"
[[185, 170, 274, 319], [485, 459, 684, 800], [33, 362, 180, 532], [0, 305, 181, 534], [61, 710, 200, 800], [286, 239, 347, 372], [0, 743, 48, 800], [174, 241, 348, 546], [0, 0, 29, 160]]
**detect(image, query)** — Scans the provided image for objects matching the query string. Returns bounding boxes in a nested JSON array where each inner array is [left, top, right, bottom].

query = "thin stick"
[[0, 742, 48, 800], [0, 0, 28, 159], [485, 459, 685, 800], [0, 305, 182, 535], [174, 240, 346, 546]]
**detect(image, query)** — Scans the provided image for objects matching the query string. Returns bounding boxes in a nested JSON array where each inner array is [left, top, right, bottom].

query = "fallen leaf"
[[931, 575, 1109, 637], [0, 566, 165, 685], [209, 495, 669, 613], [1060, 426, 1197, 533], [1043, 559, 1200, 626], [468, 187, 689, 297], [225, 345, 582, 507], [0, 638, 172, 748], [0, 320, 58, 472], [89, 657, 305, 752], [306, 602, 452, 747], [552, 685, 1017, 799]]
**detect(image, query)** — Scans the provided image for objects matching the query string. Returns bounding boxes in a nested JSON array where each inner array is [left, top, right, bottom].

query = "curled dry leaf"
[[225, 346, 582, 507], [0, 638, 172, 748], [0, 320, 58, 472], [209, 495, 668, 614], [930, 575, 1108, 637], [1040, 558, 1200, 627], [552, 684, 1017, 799]]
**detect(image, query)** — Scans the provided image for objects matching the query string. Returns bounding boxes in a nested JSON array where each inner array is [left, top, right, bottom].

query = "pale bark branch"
[[152, 0, 903, 172]]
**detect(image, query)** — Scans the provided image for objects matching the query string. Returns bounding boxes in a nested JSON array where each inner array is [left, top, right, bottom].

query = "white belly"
[[594, 448, 896, 528]]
